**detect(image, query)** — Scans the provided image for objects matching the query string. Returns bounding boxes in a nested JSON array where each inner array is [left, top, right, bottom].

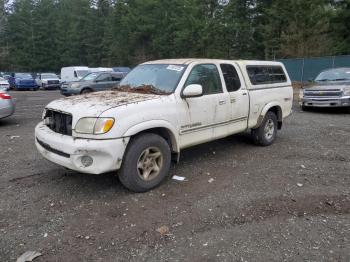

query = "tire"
[[119, 133, 171, 193], [301, 105, 307, 111], [251, 111, 278, 146], [81, 88, 92, 94]]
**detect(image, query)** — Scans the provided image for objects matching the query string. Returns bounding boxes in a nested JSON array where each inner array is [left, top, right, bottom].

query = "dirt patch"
[[113, 85, 171, 95]]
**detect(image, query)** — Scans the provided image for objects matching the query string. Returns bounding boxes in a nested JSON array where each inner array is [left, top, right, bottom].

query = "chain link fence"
[[278, 55, 350, 82]]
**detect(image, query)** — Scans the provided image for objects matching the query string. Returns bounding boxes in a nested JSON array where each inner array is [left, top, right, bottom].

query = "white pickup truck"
[[35, 59, 293, 192]]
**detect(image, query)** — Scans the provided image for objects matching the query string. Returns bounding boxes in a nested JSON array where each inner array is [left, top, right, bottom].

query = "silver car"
[[301, 68, 350, 109], [0, 91, 15, 119]]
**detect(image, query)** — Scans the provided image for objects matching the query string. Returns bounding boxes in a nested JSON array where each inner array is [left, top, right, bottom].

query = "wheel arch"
[[255, 103, 283, 130], [123, 120, 180, 160], [80, 86, 93, 94]]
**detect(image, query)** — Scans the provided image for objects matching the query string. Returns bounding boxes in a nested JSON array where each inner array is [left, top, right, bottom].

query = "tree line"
[[0, 0, 349, 72]]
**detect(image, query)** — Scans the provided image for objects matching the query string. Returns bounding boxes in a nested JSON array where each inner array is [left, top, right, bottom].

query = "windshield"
[[42, 73, 58, 79], [81, 72, 98, 81], [315, 68, 350, 82], [16, 73, 32, 79], [117, 64, 186, 94], [76, 70, 89, 78]]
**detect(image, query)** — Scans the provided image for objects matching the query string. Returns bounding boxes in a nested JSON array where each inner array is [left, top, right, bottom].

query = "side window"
[[185, 64, 222, 95], [269, 66, 287, 83], [220, 64, 241, 92], [247, 66, 287, 85], [112, 74, 123, 81], [96, 73, 111, 82]]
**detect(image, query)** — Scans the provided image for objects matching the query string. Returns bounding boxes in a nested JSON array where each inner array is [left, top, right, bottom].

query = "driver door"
[[177, 64, 230, 148]]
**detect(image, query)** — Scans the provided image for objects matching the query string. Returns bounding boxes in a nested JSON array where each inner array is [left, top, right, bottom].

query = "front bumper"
[[16, 82, 37, 89], [301, 97, 350, 107], [60, 86, 81, 96], [35, 122, 130, 174], [43, 83, 61, 89]]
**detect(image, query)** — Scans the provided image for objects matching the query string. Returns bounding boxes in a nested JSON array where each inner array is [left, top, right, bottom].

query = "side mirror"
[[308, 78, 314, 83], [182, 84, 203, 98]]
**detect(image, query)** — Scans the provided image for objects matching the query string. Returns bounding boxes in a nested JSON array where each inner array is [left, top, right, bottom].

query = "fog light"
[[81, 156, 93, 167]]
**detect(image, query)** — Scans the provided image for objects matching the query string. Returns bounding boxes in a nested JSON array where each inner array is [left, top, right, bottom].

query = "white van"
[[60, 66, 90, 83]]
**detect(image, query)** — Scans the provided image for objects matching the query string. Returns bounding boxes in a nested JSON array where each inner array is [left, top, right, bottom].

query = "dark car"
[[301, 68, 350, 110], [60, 71, 124, 96], [8, 73, 38, 91]]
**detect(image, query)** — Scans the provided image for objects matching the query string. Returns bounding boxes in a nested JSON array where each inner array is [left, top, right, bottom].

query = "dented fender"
[[253, 102, 283, 129], [123, 120, 180, 153]]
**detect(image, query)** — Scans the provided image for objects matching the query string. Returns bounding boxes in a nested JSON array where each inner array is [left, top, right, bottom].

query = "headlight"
[[42, 109, 47, 120], [71, 83, 80, 88], [75, 117, 115, 134], [344, 87, 350, 96]]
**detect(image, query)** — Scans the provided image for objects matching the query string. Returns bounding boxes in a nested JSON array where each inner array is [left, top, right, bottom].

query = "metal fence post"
[[301, 58, 305, 83]]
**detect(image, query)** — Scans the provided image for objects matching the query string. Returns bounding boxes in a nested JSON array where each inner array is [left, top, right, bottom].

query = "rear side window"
[[247, 66, 287, 85], [220, 64, 241, 92], [96, 73, 111, 82], [185, 64, 222, 95], [112, 75, 123, 81]]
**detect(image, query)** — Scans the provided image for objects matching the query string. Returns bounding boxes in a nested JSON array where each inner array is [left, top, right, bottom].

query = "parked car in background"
[[0, 77, 10, 91], [113, 67, 131, 76], [60, 66, 90, 83], [301, 67, 350, 110], [0, 91, 15, 119], [60, 71, 124, 96], [36, 59, 293, 192], [8, 73, 38, 91], [36, 73, 61, 90]]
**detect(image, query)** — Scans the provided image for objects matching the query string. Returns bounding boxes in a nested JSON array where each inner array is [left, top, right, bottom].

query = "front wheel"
[[119, 133, 171, 193], [251, 111, 278, 146], [81, 88, 92, 94]]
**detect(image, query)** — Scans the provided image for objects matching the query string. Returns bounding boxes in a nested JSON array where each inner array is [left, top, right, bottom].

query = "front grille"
[[304, 89, 342, 97], [48, 80, 59, 85], [44, 110, 72, 136]]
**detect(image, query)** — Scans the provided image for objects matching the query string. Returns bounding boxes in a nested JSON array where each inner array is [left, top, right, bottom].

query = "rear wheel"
[[119, 133, 171, 193], [251, 111, 278, 146]]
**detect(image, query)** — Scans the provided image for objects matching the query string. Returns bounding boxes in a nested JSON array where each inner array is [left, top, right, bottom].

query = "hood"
[[46, 90, 162, 118], [0, 80, 9, 84], [17, 78, 34, 82], [307, 81, 350, 91]]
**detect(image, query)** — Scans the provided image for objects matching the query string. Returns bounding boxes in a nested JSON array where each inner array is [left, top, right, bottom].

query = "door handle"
[[242, 93, 248, 96], [219, 100, 226, 105]]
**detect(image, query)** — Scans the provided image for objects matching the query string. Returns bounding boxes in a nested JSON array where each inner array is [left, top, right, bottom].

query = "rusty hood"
[[46, 90, 161, 118]]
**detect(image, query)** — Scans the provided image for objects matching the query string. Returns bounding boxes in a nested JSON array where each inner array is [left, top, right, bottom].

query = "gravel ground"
[[0, 90, 349, 261]]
